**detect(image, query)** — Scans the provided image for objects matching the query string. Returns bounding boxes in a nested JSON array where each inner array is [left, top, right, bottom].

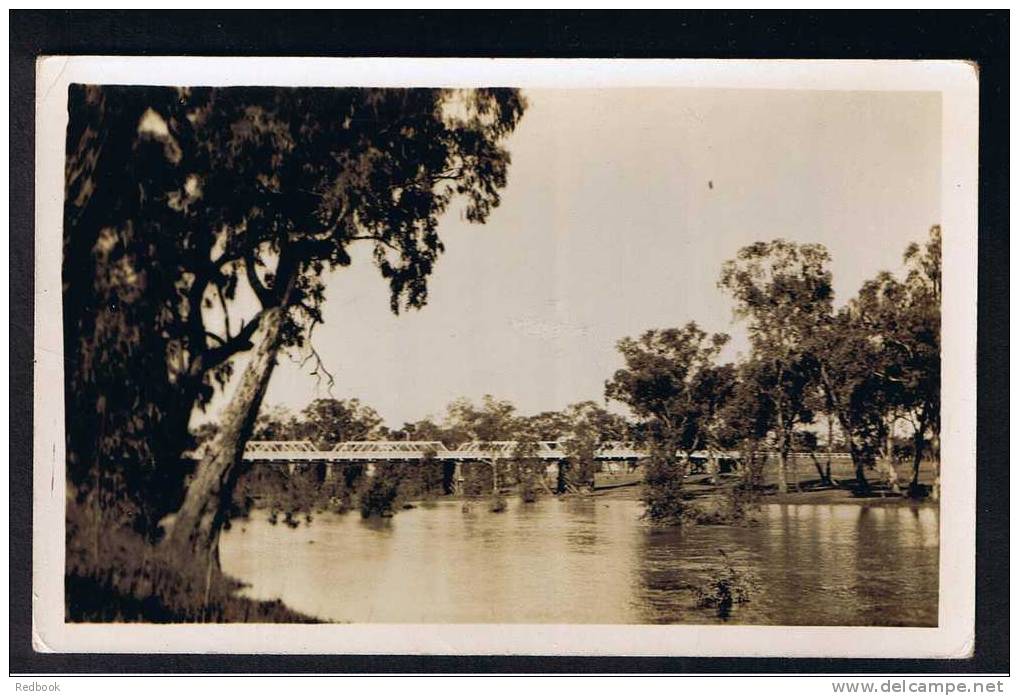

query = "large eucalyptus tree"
[[63, 84, 526, 561]]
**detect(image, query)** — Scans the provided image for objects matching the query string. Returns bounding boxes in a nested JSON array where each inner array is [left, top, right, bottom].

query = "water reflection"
[[220, 498, 938, 625]]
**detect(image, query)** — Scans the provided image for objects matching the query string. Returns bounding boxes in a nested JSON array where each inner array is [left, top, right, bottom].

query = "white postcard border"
[[32, 57, 978, 657]]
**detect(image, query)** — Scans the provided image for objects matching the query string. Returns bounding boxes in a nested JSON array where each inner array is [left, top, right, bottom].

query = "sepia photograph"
[[30, 56, 979, 658]]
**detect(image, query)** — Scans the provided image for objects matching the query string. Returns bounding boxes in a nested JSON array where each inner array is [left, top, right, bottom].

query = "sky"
[[199, 87, 941, 429]]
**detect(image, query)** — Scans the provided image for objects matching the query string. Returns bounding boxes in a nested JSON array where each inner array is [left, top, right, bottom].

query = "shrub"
[[694, 550, 760, 620], [357, 474, 402, 518], [683, 486, 760, 526], [641, 453, 688, 524]]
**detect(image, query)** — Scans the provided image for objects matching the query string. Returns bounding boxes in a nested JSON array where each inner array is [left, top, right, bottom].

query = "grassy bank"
[[66, 568, 317, 623], [593, 462, 940, 507], [65, 503, 317, 623]]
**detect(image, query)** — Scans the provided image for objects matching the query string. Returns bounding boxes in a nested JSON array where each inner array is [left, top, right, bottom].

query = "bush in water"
[[694, 549, 760, 620]]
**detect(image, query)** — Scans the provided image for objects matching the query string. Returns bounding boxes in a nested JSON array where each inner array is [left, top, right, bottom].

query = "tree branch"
[[190, 308, 271, 378], [297, 318, 336, 395], [244, 251, 275, 308], [348, 233, 401, 255], [214, 282, 233, 341], [204, 331, 227, 346]]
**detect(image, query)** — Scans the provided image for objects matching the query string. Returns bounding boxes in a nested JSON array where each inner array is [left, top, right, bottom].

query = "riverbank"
[[590, 473, 938, 507], [65, 505, 319, 623], [765, 487, 936, 506], [66, 568, 318, 623]]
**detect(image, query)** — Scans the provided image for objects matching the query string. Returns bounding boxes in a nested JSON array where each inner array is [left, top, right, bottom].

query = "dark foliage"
[[694, 550, 761, 620]]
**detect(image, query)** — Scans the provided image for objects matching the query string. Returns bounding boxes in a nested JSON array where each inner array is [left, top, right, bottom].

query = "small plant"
[[489, 496, 508, 513], [694, 549, 760, 620], [357, 468, 403, 518]]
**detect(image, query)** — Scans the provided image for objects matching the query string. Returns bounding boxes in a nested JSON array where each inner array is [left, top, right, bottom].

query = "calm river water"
[[220, 497, 939, 625]]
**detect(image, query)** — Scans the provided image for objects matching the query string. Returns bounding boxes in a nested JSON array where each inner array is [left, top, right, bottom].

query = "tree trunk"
[[880, 455, 901, 495], [849, 441, 871, 493], [909, 430, 925, 494], [809, 452, 827, 484], [929, 430, 941, 502], [826, 414, 834, 484], [776, 444, 789, 494], [789, 448, 801, 492], [162, 304, 287, 567], [739, 440, 765, 492], [774, 402, 789, 494], [880, 416, 901, 495]]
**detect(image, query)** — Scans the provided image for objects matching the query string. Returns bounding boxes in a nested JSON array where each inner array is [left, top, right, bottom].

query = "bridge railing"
[[245, 440, 317, 453], [332, 441, 449, 453], [454, 441, 521, 456]]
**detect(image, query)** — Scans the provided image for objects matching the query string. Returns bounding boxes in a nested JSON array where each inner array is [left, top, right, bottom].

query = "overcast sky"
[[200, 87, 941, 429]]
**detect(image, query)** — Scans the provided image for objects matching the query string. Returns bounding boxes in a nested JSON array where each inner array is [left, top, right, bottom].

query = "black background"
[[9, 10, 1009, 674]]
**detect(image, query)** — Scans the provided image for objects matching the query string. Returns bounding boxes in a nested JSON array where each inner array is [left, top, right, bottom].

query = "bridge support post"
[[287, 461, 297, 476], [707, 450, 719, 485], [324, 462, 333, 482], [453, 461, 463, 495]]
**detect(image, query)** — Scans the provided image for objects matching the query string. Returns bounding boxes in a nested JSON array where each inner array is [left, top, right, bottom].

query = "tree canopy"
[[718, 240, 832, 492], [605, 322, 730, 457]]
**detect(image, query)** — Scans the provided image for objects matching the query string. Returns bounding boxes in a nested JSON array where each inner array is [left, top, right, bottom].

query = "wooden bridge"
[[231, 440, 851, 491]]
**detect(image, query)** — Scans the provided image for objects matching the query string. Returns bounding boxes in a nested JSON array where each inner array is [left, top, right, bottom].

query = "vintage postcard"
[[33, 57, 977, 656]]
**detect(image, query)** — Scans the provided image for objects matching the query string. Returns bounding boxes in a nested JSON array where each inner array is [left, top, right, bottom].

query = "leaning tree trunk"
[[809, 451, 828, 485], [162, 304, 288, 567]]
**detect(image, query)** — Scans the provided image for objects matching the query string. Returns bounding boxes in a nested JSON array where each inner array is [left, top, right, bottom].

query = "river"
[[219, 496, 939, 625]]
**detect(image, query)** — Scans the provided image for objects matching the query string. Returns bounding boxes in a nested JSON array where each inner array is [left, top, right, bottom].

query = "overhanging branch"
[[297, 317, 336, 394]]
